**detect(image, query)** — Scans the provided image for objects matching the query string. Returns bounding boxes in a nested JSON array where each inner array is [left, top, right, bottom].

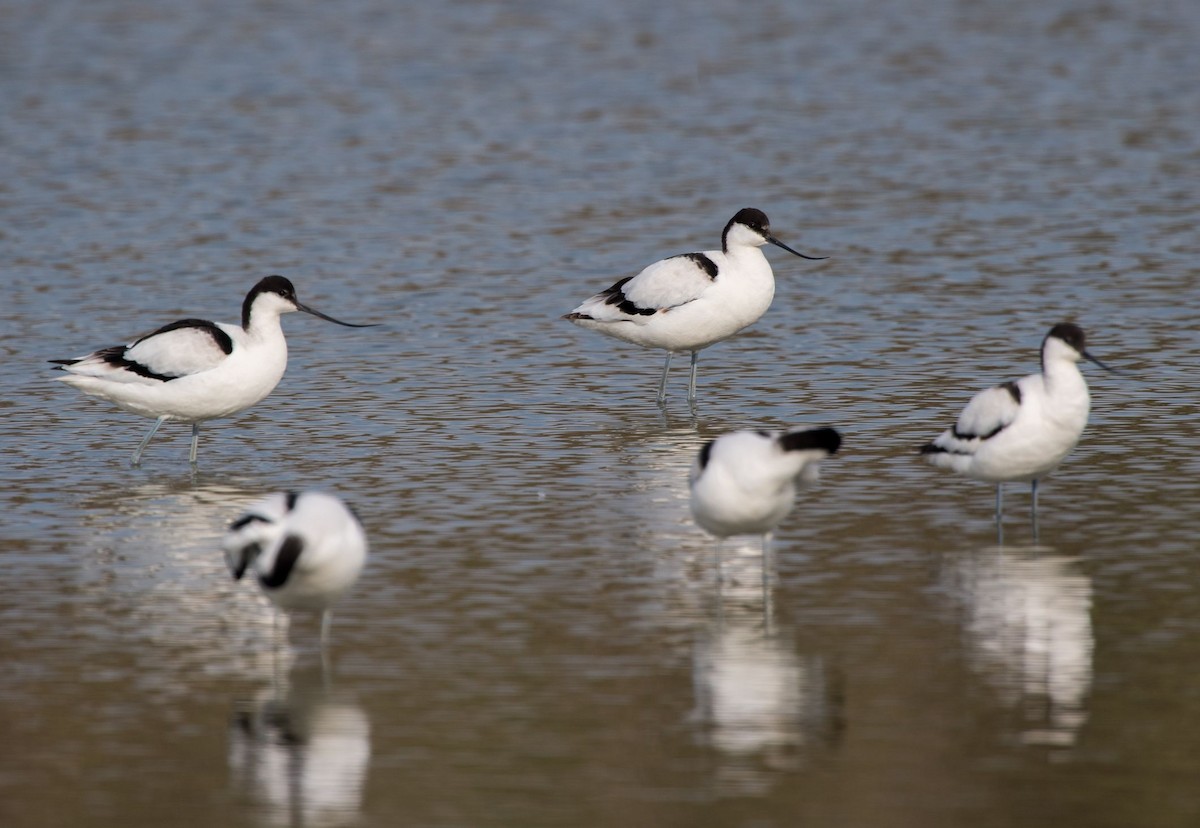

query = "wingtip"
[[780, 426, 842, 455]]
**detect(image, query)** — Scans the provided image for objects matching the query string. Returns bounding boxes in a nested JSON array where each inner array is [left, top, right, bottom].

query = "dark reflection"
[[942, 544, 1093, 747], [229, 669, 371, 828], [692, 539, 844, 795]]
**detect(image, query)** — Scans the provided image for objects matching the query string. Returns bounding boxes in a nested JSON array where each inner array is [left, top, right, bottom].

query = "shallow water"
[[2, 0, 1199, 825]]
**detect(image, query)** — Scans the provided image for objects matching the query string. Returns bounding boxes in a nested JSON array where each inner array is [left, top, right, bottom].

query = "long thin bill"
[[767, 235, 827, 261], [1084, 350, 1118, 373], [296, 302, 379, 327]]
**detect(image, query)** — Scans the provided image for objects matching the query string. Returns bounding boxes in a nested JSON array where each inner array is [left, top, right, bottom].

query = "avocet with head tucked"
[[51, 275, 376, 467], [565, 208, 825, 404], [223, 490, 368, 646], [690, 427, 842, 550], [919, 323, 1113, 524]]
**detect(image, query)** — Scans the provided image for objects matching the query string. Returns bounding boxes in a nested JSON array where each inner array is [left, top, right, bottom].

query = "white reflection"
[[76, 480, 284, 684], [229, 677, 371, 828], [692, 541, 842, 795], [610, 414, 844, 790], [610, 411, 712, 624], [945, 545, 1093, 747]]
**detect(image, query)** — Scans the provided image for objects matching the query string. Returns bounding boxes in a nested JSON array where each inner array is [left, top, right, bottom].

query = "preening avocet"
[[690, 427, 842, 549], [919, 323, 1113, 524], [51, 275, 376, 467], [223, 490, 368, 646], [565, 208, 825, 404]]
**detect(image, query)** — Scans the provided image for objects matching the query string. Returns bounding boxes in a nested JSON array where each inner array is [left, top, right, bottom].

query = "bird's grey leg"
[[272, 609, 284, 695], [656, 352, 673, 404], [189, 423, 201, 467], [319, 610, 334, 686], [1031, 479, 1040, 541], [687, 351, 699, 403], [994, 483, 1004, 526], [761, 533, 775, 636], [131, 416, 167, 467], [321, 610, 332, 648]]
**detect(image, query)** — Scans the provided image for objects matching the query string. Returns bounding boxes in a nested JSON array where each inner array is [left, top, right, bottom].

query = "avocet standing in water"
[[564, 208, 825, 404], [919, 323, 1113, 524], [51, 275, 376, 467], [223, 490, 368, 647], [690, 427, 842, 551]]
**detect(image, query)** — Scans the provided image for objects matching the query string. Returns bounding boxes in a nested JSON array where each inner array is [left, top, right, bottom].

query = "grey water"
[[1, 0, 1199, 826]]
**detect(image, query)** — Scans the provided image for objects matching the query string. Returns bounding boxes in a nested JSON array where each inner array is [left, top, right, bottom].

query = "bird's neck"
[[243, 312, 285, 342], [1042, 358, 1088, 400]]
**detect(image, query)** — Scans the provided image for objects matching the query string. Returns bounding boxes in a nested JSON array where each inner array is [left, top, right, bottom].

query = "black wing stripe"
[[98, 346, 178, 382], [229, 512, 273, 531], [132, 318, 234, 355], [259, 535, 304, 590], [597, 275, 658, 317]]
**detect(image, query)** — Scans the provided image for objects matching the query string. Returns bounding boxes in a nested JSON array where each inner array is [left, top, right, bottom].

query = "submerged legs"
[[189, 423, 201, 466], [320, 610, 333, 648], [656, 352, 673, 404], [687, 351, 699, 403], [654, 350, 701, 404], [320, 610, 334, 685], [131, 416, 167, 467], [1030, 479, 1040, 540]]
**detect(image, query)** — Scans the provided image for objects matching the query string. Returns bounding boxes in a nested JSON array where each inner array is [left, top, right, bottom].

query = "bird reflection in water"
[[943, 544, 1093, 747], [692, 540, 844, 795], [229, 668, 371, 828]]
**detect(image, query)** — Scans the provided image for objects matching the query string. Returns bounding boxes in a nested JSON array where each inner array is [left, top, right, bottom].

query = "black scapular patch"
[[259, 535, 304, 590], [1001, 381, 1022, 404], [674, 252, 718, 279], [697, 439, 715, 472], [779, 427, 842, 455]]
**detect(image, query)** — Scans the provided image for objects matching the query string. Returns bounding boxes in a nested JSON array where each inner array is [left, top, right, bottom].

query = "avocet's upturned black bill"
[[919, 322, 1113, 525], [223, 490, 368, 647], [564, 208, 826, 404], [50, 275, 377, 467]]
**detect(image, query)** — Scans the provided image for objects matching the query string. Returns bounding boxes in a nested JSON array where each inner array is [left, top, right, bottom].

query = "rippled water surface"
[[2, 0, 1199, 826]]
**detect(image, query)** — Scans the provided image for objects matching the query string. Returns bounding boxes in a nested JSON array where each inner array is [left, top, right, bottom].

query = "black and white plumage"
[[689, 427, 842, 542], [222, 491, 368, 646], [51, 275, 376, 467], [919, 323, 1113, 523], [565, 208, 825, 403]]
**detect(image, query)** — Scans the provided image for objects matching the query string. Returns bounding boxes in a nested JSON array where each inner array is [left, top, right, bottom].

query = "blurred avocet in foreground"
[[223, 490, 368, 647], [690, 427, 842, 551]]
